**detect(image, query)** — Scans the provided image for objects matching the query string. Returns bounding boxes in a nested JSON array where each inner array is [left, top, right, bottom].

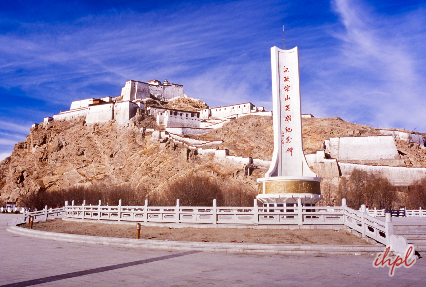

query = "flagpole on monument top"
[[283, 25, 286, 50]]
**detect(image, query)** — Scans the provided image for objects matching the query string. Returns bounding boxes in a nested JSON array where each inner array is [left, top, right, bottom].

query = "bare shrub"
[[158, 174, 257, 207], [406, 178, 426, 209], [19, 184, 149, 209], [160, 174, 223, 206], [337, 169, 395, 209], [18, 174, 256, 208], [221, 184, 257, 207]]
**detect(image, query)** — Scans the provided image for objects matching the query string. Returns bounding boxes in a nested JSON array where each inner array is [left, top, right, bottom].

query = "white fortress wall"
[[121, 81, 150, 101], [150, 107, 200, 128], [339, 163, 426, 186], [327, 136, 400, 161], [85, 103, 114, 124], [209, 103, 254, 119], [114, 101, 139, 124], [168, 133, 221, 146], [148, 84, 164, 100], [200, 103, 271, 121], [164, 110, 200, 128], [70, 98, 95, 110], [53, 107, 89, 121], [162, 84, 184, 101], [200, 109, 211, 120], [147, 107, 166, 118]]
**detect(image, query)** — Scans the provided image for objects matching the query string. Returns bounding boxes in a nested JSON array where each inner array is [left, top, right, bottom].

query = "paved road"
[[1, 214, 425, 286]]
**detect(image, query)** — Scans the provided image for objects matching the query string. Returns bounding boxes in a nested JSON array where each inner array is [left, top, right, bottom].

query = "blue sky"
[[1, 0, 426, 161]]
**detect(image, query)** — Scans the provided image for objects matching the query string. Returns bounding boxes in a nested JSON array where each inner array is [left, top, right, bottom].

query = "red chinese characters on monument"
[[281, 64, 293, 156]]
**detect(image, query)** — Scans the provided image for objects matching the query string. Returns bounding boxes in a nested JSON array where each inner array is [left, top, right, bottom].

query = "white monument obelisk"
[[257, 46, 322, 205]]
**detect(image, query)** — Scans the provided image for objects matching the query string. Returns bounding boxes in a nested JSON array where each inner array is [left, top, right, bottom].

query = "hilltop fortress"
[[50, 79, 270, 134]]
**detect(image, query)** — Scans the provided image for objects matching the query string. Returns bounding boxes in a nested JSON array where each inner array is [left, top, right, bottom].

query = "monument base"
[[257, 176, 322, 205]]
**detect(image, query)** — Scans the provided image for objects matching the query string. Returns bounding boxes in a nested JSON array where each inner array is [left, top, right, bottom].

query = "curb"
[[6, 225, 384, 255]]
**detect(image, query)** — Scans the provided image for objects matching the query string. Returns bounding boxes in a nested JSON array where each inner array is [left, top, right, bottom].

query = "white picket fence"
[[63, 198, 392, 245]]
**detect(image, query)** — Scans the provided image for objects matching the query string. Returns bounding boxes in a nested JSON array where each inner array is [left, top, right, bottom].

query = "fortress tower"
[[257, 46, 322, 206]]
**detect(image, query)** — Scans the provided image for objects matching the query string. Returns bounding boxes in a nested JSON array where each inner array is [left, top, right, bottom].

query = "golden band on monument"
[[259, 180, 321, 195]]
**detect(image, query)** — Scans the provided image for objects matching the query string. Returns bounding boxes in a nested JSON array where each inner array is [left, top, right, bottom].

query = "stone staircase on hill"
[[392, 218, 426, 253]]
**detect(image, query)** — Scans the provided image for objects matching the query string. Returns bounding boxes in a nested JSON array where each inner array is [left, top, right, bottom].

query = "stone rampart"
[[121, 80, 184, 102], [113, 101, 138, 124], [70, 98, 94, 110], [325, 136, 403, 166], [200, 103, 254, 120], [85, 103, 114, 124], [53, 107, 88, 121]]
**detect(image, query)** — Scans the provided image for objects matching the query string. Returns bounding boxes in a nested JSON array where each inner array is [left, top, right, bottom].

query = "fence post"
[[176, 199, 180, 223], [118, 199, 122, 222], [144, 199, 148, 223], [297, 198, 303, 226], [213, 199, 217, 225], [44, 205, 48, 222], [360, 204, 366, 238], [420, 207, 423, 217], [64, 201, 68, 217], [253, 199, 259, 225], [23, 209, 27, 224], [82, 200, 85, 219], [341, 198, 347, 224], [98, 200, 102, 220], [385, 212, 393, 245]]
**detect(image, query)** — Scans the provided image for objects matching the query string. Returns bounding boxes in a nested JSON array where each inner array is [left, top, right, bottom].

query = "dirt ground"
[[21, 219, 371, 245]]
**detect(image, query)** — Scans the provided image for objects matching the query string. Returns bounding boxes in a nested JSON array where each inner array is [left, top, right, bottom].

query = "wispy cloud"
[[0, 121, 31, 134], [0, 1, 283, 106], [318, 0, 426, 129]]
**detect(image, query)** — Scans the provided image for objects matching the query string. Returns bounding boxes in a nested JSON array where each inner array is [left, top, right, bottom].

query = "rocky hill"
[[1, 113, 426, 204], [0, 117, 259, 203]]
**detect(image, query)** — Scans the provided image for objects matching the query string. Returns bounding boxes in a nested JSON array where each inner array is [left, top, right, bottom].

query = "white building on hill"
[[200, 102, 269, 120], [147, 106, 200, 128], [121, 79, 184, 102]]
